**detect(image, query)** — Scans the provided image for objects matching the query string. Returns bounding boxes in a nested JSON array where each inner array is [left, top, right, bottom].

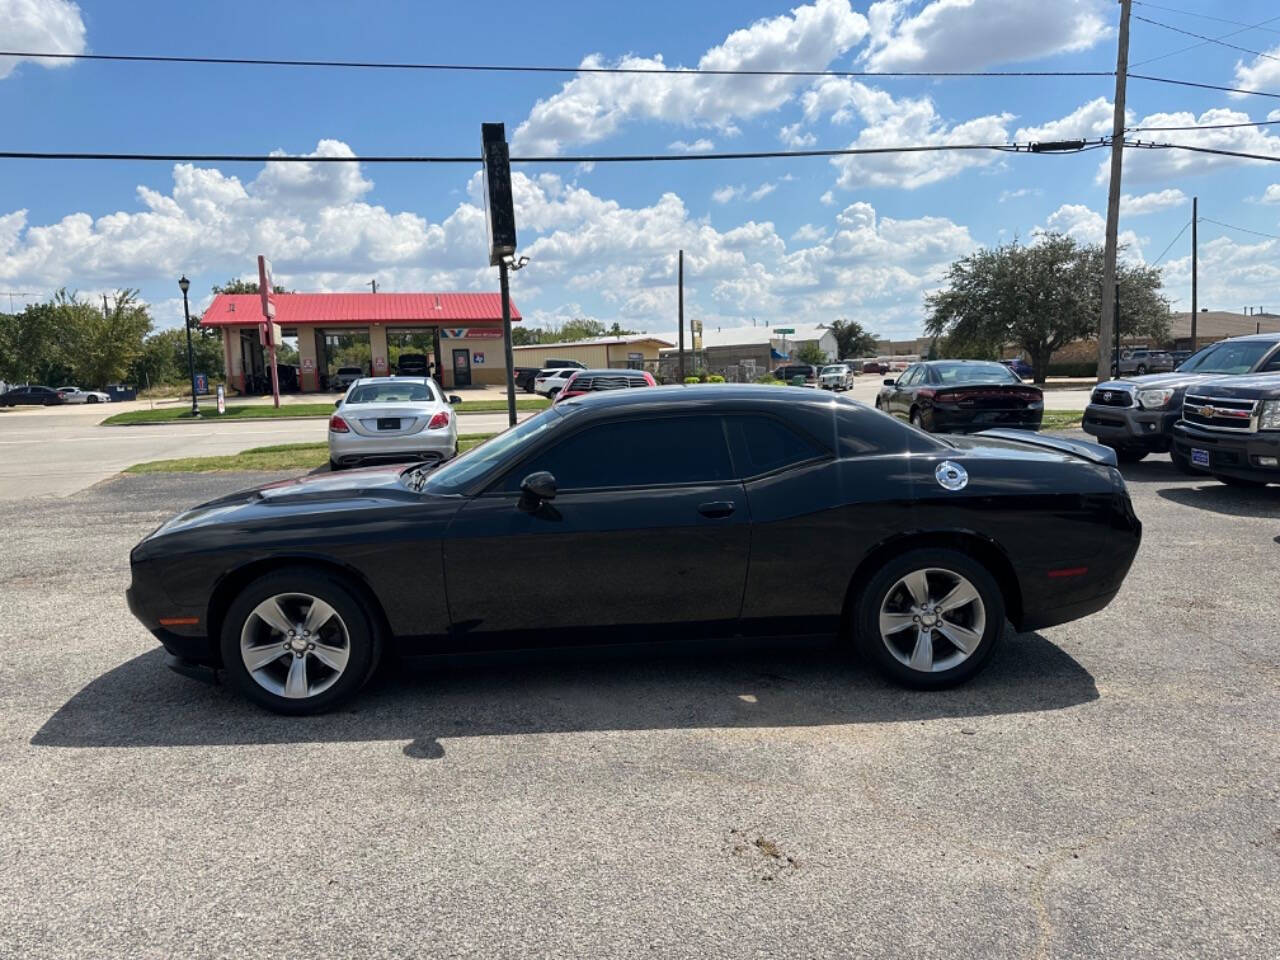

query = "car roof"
[[1218, 332, 1280, 343], [557, 382, 849, 413], [568, 368, 648, 375], [349, 376, 433, 386]]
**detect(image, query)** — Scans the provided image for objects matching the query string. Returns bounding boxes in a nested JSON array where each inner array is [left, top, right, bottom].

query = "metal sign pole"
[[500, 259, 516, 427]]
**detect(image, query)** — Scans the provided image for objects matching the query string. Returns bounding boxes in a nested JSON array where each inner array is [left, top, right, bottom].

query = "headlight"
[[1261, 400, 1280, 431], [1137, 388, 1175, 409]]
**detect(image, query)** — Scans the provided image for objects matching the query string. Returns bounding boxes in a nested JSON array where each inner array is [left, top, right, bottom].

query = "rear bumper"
[[329, 428, 456, 466], [1082, 405, 1177, 451], [932, 407, 1042, 433], [1172, 422, 1280, 482]]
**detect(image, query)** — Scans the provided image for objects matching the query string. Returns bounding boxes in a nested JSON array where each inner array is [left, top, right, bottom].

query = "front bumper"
[[126, 577, 219, 666], [1082, 405, 1179, 451], [1172, 422, 1280, 482], [329, 426, 457, 466]]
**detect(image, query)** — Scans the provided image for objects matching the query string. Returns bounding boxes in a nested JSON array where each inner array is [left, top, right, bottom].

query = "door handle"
[[698, 501, 736, 519]]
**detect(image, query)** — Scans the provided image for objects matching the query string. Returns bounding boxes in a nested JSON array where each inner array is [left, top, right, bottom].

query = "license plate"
[[1190, 448, 1210, 468], [376, 417, 400, 431]]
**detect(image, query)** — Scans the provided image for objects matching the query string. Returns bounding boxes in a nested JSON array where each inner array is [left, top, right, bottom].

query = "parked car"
[[861, 360, 888, 375], [1000, 358, 1034, 380], [1172, 374, 1280, 486], [331, 366, 365, 391], [875, 361, 1043, 433], [1084, 333, 1280, 463], [533, 367, 580, 398], [818, 363, 855, 391], [1168, 350, 1193, 367], [0, 385, 63, 406], [514, 359, 586, 392], [555, 368, 655, 403], [395, 353, 430, 376], [328, 377, 461, 470], [127, 385, 1141, 714], [772, 363, 818, 383], [55, 386, 112, 404], [1111, 347, 1174, 377]]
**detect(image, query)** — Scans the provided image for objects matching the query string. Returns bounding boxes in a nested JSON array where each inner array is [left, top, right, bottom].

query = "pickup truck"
[[1111, 347, 1174, 377], [1084, 333, 1280, 463], [513, 358, 586, 392], [1172, 374, 1280, 486]]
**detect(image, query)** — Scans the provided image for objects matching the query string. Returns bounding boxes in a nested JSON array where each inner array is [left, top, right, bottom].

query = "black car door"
[[891, 366, 920, 418], [442, 414, 751, 641]]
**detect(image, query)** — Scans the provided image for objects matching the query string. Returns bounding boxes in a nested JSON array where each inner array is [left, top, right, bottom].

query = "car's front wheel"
[[220, 568, 380, 715], [854, 548, 1005, 689]]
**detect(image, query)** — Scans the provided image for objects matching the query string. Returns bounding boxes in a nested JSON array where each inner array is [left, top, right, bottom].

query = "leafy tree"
[[512, 317, 620, 345], [212, 277, 287, 296], [795, 342, 829, 367], [829, 318, 879, 359], [0, 303, 68, 384], [925, 234, 1169, 383], [926, 338, 939, 361]]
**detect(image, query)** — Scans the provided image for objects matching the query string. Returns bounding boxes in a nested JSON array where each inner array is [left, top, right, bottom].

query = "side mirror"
[[334, 398, 343, 408], [520, 470, 557, 503], [448, 395, 462, 405], [883, 378, 896, 387]]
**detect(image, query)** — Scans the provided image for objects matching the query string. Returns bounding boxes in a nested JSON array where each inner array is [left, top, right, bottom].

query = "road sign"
[[773, 327, 795, 335], [257, 255, 276, 320], [194, 373, 208, 395]]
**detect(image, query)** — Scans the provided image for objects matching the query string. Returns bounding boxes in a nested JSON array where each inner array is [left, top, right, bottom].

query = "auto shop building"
[[201, 292, 522, 392]]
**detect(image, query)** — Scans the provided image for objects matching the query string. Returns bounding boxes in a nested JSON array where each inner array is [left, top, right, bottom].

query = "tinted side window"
[[1259, 349, 1280, 372], [500, 416, 733, 491], [725, 415, 825, 477]]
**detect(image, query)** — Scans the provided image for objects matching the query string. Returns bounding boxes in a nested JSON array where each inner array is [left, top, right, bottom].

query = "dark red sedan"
[[875, 360, 1043, 433]]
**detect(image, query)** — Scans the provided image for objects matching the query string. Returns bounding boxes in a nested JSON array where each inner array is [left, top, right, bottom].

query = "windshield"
[[347, 380, 436, 404], [821, 365, 846, 374], [1177, 340, 1273, 375], [933, 362, 1018, 384], [419, 407, 563, 494]]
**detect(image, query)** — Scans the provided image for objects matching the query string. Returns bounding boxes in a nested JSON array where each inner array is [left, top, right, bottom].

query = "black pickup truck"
[[1084, 333, 1280, 464], [1172, 374, 1280, 486]]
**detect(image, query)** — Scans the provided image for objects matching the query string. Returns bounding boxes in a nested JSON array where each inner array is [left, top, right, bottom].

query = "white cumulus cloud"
[[1121, 189, 1186, 216], [0, 0, 86, 80], [668, 138, 715, 153]]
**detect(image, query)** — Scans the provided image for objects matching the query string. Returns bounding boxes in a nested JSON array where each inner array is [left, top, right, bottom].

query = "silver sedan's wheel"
[[876, 567, 986, 674], [239, 592, 351, 699]]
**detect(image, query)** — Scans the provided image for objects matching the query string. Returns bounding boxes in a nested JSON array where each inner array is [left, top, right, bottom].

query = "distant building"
[[511, 335, 674, 370], [650, 322, 840, 377]]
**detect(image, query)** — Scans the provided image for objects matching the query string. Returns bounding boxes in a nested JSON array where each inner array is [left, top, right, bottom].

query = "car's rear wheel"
[[1136, 364, 1147, 375], [220, 569, 379, 715], [911, 408, 928, 432], [87, 395, 99, 404], [854, 548, 1005, 689]]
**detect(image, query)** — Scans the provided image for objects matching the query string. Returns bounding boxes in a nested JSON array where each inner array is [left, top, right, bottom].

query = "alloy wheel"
[[239, 592, 351, 699], [877, 567, 986, 673]]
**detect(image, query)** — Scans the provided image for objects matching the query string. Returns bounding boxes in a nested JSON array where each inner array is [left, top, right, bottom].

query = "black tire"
[[1214, 474, 1268, 488], [328, 459, 344, 472], [87, 395, 99, 404], [219, 567, 380, 715], [548, 388, 560, 399], [1113, 447, 1148, 463], [911, 408, 928, 432], [1170, 451, 1199, 475], [854, 548, 1006, 690], [1136, 364, 1147, 376]]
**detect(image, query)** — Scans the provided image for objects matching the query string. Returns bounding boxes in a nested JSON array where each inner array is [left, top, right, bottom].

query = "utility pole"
[[1190, 196, 1198, 349], [677, 249, 685, 381], [368, 279, 378, 294], [1097, 0, 1131, 381]]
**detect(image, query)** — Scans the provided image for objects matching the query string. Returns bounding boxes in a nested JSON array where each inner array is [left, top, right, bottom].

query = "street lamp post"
[[179, 275, 199, 416]]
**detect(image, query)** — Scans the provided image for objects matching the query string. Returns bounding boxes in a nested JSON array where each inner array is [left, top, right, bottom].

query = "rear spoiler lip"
[[974, 428, 1118, 466]]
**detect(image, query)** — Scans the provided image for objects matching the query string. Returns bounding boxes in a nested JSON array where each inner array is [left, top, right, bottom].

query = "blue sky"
[[2, 0, 1280, 338]]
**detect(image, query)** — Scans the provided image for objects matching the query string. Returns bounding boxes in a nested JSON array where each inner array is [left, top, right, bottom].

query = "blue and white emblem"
[[935, 461, 968, 491]]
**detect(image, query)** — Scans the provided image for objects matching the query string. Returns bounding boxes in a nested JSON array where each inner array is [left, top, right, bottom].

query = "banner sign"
[[257, 255, 276, 320], [440, 327, 504, 340]]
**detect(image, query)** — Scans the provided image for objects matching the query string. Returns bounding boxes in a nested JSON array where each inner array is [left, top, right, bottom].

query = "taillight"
[[427, 410, 450, 430], [935, 391, 958, 403], [557, 390, 585, 402], [328, 415, 349, 433], [917, 388, 934, 399], [642, 372, 656, 386]]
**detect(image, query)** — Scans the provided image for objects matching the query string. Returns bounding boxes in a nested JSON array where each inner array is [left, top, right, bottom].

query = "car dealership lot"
[[0, 457, 1275, 958]]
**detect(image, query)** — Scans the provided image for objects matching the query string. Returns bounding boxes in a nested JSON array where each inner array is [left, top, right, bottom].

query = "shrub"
[[683, 376, 701, 384], [707, 374, 725, 383]]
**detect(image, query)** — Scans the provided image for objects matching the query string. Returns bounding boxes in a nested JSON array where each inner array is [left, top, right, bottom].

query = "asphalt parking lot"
[[1, 452, 1276, 958]]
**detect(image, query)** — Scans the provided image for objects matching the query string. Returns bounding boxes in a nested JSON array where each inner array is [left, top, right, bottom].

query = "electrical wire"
[[1150, 219, 1191, 266], [1128, 73, 1280, 100], [1196, 216, 1280, 242], [1132, 2, 1280, 36], [1128, 140, 1280, 163], [0, 142, 1109, 164], [1133, 14, 1280, 63], [1126, 117, 1280, 132], [0, 50, 1114, 79]]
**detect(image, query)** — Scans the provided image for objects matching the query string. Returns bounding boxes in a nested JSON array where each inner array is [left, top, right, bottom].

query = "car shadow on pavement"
[[1156, 484, 1279, 518], [32, 631, 1097, 751]]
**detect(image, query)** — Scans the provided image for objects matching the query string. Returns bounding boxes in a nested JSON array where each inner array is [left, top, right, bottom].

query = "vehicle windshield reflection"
[[419, 407, 562, 494], [1176, 340, 1272, 375]]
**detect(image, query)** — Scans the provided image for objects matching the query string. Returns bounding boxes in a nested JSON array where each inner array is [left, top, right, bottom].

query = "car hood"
[[1095, 371, 1228, 392], [1185, 373, 1280, 400], [944, 430, 1118, 466]]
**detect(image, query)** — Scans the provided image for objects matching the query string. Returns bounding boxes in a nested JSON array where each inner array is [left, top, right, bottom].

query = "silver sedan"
[[328, 377, 460, 471], [56, 386, 111, 404]]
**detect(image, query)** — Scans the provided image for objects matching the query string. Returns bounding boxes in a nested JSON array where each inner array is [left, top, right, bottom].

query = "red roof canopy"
[[201, 292, 522, 327]]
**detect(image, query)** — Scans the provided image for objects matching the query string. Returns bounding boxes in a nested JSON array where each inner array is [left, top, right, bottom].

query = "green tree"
[[795, 342, 829, 367], [212, 277, 287, 295], [924, 234, 1170, 383], [71, 289, 154, 387], [829, 318, 879, 359], [0, 303, 68, 384]]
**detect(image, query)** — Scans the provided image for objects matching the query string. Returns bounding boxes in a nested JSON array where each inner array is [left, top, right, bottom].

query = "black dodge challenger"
[[128, 385, 1141, 714]]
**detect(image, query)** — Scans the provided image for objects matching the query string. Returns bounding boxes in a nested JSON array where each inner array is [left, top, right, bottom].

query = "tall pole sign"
[[482, 123, 519, 427], [258, 254, 281, 409]]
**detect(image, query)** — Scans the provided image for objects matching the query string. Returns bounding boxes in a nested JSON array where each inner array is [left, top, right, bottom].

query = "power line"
[[1129, 139, 1280, 162], [1133, 13, 1280, 63], [1196, 216, 1280, 242], [1129, 73, 1280, 100], [0, 142, 1108, 165], [1132, 2, 1280, 35], [1150, 219, 1191, 266], [1126, 117, 1280, 132], [0, 50, 1114, 79]]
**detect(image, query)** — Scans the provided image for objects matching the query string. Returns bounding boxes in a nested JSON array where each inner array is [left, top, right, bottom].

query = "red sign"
[[257, 255, 276, 320]]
